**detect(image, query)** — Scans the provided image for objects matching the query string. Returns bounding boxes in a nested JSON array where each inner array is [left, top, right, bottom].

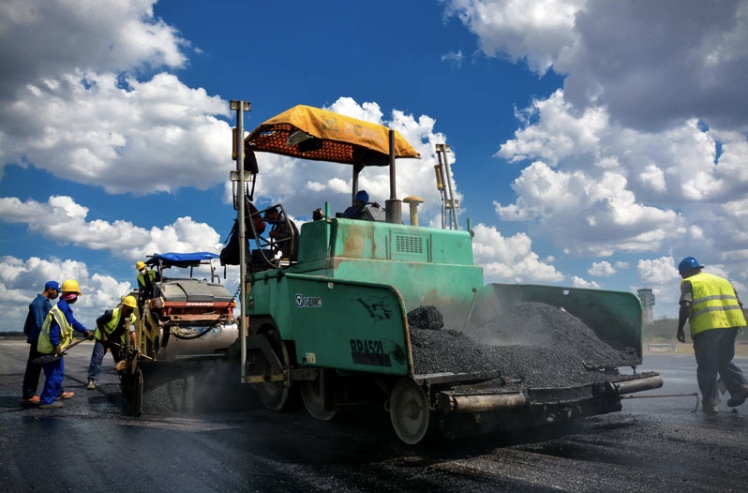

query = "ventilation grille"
[[395, 235, 423, 254]]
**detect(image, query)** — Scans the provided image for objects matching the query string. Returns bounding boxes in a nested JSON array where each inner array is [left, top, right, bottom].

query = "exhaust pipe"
[[438, 391, 527, 413], [614, 375, 663, 395]]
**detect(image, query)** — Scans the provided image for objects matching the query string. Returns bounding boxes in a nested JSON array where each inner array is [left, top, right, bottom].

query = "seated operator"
[[338, 190, 379, 220], [264, 207, 299, 260]]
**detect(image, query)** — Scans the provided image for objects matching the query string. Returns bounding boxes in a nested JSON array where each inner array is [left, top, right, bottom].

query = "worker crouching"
[[86, 295, 138, 390]]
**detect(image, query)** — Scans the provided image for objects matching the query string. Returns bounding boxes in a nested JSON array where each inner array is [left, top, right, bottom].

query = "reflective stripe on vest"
[[37, 305, 74, 354], [684, 272, 747, 337]]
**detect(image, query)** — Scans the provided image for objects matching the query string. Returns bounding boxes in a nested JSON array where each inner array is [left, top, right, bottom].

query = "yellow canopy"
[[245, 105, 420, 166]]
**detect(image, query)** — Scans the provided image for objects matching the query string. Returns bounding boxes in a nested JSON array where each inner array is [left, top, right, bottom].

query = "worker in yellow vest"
[[36, 279, 94, 410], [135, 260, 160, 309], [676, 257, 748, 413], [86, 295, 138, 390]]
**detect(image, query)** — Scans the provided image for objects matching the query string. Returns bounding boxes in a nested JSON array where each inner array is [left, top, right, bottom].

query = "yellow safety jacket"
[[137, 269, 158, 289], [37, 305, 73, 354], [95, 307, 136, 344], [684, 272, 746, 337]]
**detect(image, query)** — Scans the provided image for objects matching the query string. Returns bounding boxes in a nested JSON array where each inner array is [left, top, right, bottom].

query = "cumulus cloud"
[[0, 195, 223, 260], [443, 0, 586, 75], [0, 0, 188, 92], [472, 223, 564, 283], [0, 255, 133, 333], [444, 0, 748, 132], [493, 160, 683, 256], [571, 276, 600, 289], [0, 0, 232, 194], [588, 260, 615, 277], [442, 0, 748, 297], [494, 90, 748, 266], [636, 256, 683, 315], [562, 0, 748, 131]]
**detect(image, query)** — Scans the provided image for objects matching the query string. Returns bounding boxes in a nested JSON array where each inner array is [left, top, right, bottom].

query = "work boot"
[[727, 387, 748, 407], [39, 401, 63, 410], [702, 400, 718, 414], [20, 395, 40, 404], [87, 380, 96, 390]]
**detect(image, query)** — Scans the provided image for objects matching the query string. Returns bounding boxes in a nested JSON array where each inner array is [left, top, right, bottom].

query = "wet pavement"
[[1, 338, 747, 492]]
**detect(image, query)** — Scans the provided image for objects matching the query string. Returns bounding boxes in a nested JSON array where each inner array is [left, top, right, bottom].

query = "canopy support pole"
[[385, 129, 402, 224], [230, 100, 251, 383]]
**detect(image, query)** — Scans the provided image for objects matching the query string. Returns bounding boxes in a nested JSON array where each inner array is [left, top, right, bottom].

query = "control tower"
[[637, 288, 655, 325]]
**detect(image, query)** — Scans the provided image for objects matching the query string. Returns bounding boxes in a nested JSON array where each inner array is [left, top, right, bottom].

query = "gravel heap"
[[407, 305, 444, 331], [408, 302, 638, 387]]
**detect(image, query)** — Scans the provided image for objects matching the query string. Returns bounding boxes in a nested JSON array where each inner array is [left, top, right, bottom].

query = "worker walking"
[[86, 295, 138, 390], [36, 279, 94, 410], [20, 281, 60, 404], [676, 257, 748, 413]]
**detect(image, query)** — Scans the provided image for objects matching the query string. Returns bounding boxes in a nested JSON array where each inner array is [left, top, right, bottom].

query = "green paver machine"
[[228, 103, 662, 444]]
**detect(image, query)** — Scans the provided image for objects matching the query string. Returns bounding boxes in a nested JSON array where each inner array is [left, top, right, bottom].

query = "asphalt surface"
[[1, 337, 747, 493]]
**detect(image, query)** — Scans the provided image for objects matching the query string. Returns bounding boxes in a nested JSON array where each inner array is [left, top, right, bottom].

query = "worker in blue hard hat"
[[340, 190, 370, 219], [676, 256, 748, 413], [20, 281, 61, 405]]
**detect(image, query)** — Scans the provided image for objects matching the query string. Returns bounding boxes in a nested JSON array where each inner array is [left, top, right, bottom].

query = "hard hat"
[[354, 190, 369, 203], [135, 261, 146, 270], [44, 281, 61, 291], [122, 295, 137, 309], [60, 279, 81, 295], [678, 257, 704, 274]]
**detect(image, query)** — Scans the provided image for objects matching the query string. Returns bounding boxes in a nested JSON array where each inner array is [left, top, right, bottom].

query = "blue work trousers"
[[40, 358, 64, 405], [87, 339, 123, 383], [693, 327, 747, 405]]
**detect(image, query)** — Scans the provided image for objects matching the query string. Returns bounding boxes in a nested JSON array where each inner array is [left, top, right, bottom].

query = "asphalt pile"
[[408, 302, 638, 387]]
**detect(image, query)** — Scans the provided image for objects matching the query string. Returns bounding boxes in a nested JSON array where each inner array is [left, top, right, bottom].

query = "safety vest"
[[137, 269, 157, 289], [95, 307, 136, 344], [684, 272, 747, 337], [37, 305, 73, 354]]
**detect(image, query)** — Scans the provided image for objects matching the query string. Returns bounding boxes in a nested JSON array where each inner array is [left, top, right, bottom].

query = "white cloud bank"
[[0, 256, 133, 334], [0, 195, 223, 260], [444, 0, 748, 297], [0, 0, 233, 194]]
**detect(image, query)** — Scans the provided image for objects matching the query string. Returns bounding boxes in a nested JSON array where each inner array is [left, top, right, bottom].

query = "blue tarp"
[[147, 252, 218, 268]]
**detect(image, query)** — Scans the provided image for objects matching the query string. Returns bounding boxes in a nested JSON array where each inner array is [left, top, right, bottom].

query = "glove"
[[131, 345, 139, 354], [86, 331, 95, 341], [54, 345, 62, 356]]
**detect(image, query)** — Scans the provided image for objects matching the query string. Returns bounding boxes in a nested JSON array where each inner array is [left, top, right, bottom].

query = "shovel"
[[106, 341, 154, 371], [32, 338, 88, 365]]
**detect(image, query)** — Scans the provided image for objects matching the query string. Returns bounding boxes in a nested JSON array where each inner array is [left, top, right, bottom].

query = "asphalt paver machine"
[[229, 103, 662, 444]]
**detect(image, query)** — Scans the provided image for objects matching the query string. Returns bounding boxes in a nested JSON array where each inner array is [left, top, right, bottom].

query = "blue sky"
[[1, 0, 747, 331]]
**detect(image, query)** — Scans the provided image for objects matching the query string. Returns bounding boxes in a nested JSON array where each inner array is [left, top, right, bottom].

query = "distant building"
[[638, 288, 655, 325]]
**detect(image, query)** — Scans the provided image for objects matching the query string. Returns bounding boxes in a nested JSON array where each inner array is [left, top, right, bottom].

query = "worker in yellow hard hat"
[[85, 295, 138, 390], [135, 260, 161, 311], [36, 279, 94, 409]]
